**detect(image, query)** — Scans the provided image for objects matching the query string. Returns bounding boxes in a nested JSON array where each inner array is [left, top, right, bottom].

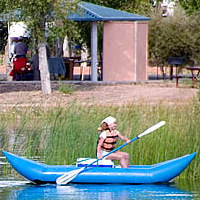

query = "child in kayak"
[[96, 116, 130, 168]]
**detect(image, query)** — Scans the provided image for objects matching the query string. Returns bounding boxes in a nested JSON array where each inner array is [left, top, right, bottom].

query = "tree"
[[179, 0, 200, 14], [2, 0, 79, 94], [148, 6, 200, 68], [0, 22, 8, 53], [83, 0, 154, 15]]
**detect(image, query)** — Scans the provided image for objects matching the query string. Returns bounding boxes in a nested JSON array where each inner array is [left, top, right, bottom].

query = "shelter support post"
[[91, 22, 98, 81]]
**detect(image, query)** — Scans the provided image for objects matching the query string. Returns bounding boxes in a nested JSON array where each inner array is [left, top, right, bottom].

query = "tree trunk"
[[38, 43, 52, 94]]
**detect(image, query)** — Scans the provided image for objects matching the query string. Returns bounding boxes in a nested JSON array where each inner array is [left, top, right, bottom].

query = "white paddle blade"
[[137, 121, 166, 138], [56, 167, 84, 185]]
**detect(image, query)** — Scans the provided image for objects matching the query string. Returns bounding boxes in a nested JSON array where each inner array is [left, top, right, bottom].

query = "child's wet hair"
[[97, 122, 109, 132]]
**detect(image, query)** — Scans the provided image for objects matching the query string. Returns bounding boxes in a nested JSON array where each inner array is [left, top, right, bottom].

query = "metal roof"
[[68, 2, 150, 22]]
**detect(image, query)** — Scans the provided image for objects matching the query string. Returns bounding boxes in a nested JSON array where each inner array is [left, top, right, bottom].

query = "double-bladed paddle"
[[56, 121, 166, 185]]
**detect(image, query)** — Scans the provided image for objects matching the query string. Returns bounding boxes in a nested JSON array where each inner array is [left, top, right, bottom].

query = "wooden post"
[[38, 43, 52, 94], [91, 22, 98, 81], [55, 37, 63, 57]]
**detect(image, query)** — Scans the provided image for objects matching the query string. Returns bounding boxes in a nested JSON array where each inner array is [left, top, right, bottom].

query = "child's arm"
[[97, 137, 104, 159], [118, 132, 131, 143]]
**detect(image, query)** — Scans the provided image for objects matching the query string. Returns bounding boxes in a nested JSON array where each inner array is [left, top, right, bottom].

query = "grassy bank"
[[0, 99, 200, 180]]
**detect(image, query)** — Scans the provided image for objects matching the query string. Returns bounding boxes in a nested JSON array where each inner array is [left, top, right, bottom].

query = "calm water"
[[0, 180, 200, 200]]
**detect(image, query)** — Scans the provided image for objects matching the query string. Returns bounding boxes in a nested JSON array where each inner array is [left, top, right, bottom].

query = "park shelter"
[[69, 2, 150, 82], [1, 2, 150, 82]]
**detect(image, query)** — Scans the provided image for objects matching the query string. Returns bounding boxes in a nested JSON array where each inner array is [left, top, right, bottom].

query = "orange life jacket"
[[100, 130, 118, 152]]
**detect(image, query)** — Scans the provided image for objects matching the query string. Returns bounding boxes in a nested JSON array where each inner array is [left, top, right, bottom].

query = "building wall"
[[135, 21, 148, 82], [103, 21, 148, 82]]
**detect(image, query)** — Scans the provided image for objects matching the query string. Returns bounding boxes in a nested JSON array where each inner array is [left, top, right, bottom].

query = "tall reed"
[[0, 99, 200, 180]]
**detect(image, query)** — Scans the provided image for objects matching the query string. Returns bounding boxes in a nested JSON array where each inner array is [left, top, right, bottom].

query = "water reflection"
[[0, 181, 195, 200]]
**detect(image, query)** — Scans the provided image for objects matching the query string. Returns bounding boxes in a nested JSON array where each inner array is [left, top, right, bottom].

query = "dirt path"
[[0, 81, 198, 110]]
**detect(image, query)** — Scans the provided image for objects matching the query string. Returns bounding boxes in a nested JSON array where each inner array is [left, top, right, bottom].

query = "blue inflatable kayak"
[[2, 151, 196, 184]]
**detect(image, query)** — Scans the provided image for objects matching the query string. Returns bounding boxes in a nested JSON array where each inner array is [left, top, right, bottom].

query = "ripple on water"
[[0, 181, 29, 188]]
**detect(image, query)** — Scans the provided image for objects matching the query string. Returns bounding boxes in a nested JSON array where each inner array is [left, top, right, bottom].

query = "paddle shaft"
[[102, 136, 138, 158]]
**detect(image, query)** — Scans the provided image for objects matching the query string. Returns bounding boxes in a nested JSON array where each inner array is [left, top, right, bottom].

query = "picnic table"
[[185, 67, 200, 87], [175, 66, 200, 87]]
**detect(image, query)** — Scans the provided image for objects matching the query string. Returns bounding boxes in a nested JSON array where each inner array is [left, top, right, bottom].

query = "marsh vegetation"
[[0, 97, 200, 180]]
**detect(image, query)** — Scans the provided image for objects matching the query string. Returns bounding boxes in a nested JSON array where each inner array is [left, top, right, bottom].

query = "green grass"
[[58, 84, 76, 94], [0, 99, 200, 180]]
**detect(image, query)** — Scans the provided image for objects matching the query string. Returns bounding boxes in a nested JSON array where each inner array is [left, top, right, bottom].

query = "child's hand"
[[126, 139, 131, 144], [97, 154, 103, 160]]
